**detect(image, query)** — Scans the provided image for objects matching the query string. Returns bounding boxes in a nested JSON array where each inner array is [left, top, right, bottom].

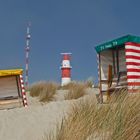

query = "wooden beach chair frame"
[[106, 65, 127, 101]]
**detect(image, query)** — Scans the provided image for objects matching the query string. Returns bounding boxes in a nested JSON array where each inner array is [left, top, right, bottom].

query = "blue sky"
[[0, 0, 140, 84]]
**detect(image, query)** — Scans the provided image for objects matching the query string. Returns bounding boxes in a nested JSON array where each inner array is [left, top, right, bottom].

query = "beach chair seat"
[[109, 71, 127, 90], [107, 71, 127, 101], [0, 96, 23, 110], [99, 65, 128, 102]]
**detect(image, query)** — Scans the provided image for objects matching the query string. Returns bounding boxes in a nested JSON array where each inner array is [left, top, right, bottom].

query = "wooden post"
[[116, 48, 119, 74], [107, 65, 112, 101], [112, 50, 116, 75], [98, 53, 103, 103]]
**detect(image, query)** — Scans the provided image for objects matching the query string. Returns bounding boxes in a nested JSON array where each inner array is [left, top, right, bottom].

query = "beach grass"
[[62, 82, 87, 100], [30, 81, 92, 102], [29, 81, 59, 102], [44, 90, 140, 140]]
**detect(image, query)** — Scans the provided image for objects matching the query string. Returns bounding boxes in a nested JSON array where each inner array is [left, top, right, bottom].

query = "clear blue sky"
[[0, 0, 140, 84]]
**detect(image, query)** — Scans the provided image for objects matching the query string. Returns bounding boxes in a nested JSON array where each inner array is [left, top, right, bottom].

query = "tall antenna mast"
[[25, 22, 31, 87]]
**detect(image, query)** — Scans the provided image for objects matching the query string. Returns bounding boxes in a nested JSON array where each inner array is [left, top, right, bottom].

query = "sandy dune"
[[0, 88, 98, 140]]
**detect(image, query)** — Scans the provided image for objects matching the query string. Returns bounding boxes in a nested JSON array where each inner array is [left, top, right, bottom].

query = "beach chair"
[[106, 66, 127, 101]]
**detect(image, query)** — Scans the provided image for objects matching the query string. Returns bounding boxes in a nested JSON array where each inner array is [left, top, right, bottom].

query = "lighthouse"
[[61, 53, 72, 86]]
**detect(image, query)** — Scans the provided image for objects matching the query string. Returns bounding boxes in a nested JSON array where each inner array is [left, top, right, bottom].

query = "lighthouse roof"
[[95, 35, 140, 53]]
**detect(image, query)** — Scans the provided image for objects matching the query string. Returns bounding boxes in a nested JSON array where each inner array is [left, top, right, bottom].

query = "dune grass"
[[29, 81, 59, 102], [62, 82, 87, 100], [29, 80, 94, 102], [44, 91, 140, 140]]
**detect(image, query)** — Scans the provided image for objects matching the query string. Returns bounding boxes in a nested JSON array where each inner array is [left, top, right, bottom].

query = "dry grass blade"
[[63, 82, 87, 100], [29, 81, 46, 97], [44, 90, 140, 140], [29, 81, 59, 102]]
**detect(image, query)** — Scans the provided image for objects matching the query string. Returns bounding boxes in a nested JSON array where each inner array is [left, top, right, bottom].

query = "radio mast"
[[25, 22, 31, 87]]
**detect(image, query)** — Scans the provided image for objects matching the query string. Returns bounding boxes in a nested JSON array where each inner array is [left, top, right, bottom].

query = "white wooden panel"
[[101, 84, 108, 91], [119, 49, 126, 72], [100, 50, 113, 91], [0, 76, 19, 98], [100, 50, 113, 80]]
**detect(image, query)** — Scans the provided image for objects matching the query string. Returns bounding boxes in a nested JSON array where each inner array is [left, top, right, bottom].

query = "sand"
[[0, 88, 98, 140]]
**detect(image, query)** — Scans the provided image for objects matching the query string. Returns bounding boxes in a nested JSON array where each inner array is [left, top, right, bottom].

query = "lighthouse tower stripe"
[[61, 53, 72, 86], [125, 42, 140, 93], [63, 54, 70, 60], [20, 75, 28, 107]]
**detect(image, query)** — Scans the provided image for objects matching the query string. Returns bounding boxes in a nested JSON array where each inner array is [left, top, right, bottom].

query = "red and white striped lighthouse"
[[61, 53, 72, 86]]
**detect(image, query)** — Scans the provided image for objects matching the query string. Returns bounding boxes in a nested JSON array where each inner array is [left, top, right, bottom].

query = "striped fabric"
[[125, 42, 140, 92]]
